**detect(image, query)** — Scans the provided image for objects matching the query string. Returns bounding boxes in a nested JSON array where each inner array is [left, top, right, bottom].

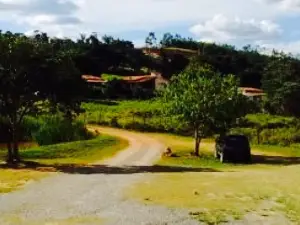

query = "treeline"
[[2, 30, 300, 90], [148, 32, 300, 117], [155, 32, 300, 88]]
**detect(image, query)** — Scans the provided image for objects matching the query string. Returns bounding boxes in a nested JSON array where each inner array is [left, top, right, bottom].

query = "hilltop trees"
[[262, 51, 300, 116], [161, 61, 248, 156], [0, 31, 84, 163], [145, 32, 157, 50]]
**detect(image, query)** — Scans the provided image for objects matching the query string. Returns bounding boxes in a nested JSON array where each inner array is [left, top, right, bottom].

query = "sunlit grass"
[[128, 132, 300, 224], [0, 134, 128, 193], [0, 169, 46, 193]]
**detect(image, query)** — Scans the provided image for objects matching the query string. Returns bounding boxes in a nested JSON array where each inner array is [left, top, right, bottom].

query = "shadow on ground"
[[1, 154, 300, 174], [251, 154, 300, 166], [0, 162, 220, 174]]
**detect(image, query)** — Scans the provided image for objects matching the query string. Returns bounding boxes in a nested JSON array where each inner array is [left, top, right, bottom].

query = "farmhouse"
[[239, 87, 266, 100], [82, 72, 168, 91], [82, 72, 169, 98], [82, 75, 265, 100]]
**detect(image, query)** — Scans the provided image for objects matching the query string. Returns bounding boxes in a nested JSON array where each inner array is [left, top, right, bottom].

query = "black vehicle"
[[215, 135, 251, 163]]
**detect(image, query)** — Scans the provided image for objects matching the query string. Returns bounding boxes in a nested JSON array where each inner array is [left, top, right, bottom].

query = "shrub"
[[33, 115, 93, 146], [110, 116, 120, 128], [241, 114, 298, 129], [231, 127, 300, 146], [260, 128, 300, 146]]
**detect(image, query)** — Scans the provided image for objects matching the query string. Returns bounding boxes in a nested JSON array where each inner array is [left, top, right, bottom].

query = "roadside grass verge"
[[19, 135, 128, 165], [0, 134, 128, 193], [0, 170, 46, 194], [0, 215, 103, 225], [128, 133, 300, 224]]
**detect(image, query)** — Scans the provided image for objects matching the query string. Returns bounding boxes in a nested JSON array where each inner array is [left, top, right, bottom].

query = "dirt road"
[[0, 126, 200, 225]]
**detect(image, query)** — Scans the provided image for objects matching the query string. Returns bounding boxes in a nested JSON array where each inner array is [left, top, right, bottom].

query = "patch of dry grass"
[[0, 169, 47, 193], [128, 133, 300, 224], [0, 134, 129, 193], [0, 215, 103, 225]]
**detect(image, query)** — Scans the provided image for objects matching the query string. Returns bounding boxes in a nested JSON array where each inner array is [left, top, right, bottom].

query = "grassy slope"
[[19, 135, 128, 164], [0, 135, 128, 193], [128, 133, 300, 224]]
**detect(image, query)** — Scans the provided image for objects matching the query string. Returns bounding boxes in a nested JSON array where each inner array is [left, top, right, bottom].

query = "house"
[[239, 87, 266, 101], [82, 73, 168, 90], [82, 73, 163, 98]]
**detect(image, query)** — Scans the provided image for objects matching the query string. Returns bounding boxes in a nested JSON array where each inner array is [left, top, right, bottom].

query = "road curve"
[[88, 126, 165, 166], [0, 126, 200, 225]]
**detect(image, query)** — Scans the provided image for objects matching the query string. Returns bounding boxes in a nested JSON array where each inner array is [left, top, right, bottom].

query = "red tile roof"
[[239, 87, 266, 97], [82, 74, 156, 84], [82, 75, 106, 83], [239, 87, 264, 93]]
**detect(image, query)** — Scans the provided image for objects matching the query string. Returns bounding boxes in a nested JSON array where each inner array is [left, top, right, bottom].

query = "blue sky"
[[1, 0, 300, 54]]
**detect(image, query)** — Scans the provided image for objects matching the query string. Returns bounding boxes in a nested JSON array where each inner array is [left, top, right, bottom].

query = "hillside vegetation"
[[83, 101, 300, 147]]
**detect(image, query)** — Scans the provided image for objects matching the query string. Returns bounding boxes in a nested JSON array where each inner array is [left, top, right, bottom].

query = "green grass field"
[[128, 133, 300, 224], [0, 135, 128, 193]]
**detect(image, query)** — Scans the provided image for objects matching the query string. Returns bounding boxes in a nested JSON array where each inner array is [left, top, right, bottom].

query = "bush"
[[231, 127, 300, 146], [110, 116, 120, 128], [240, 114, 298, 129], [33, 115, 93, 146], [260, 128, 300, 146]]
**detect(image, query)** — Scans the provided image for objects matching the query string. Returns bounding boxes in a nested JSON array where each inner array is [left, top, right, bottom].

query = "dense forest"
[[2, 30, 299, 89], [1, 30, 300, 106]]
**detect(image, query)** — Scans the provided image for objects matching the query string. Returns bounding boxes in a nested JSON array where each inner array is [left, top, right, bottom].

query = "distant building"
[[82, 73, 169, 91], [239, 87, 266, 100], [82, 73, 164, 98]]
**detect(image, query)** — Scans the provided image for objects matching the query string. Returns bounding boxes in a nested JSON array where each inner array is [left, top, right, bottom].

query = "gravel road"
[[0, 126, 200, 225]]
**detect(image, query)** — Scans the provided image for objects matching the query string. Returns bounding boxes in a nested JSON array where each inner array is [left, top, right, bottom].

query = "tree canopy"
[[0, 31, 84, 163], [160, 61, 249, 156]]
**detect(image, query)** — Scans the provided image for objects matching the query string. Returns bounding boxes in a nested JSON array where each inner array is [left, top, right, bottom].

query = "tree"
[[160, 61, 248, 156], [262, 51, 300, 116], [0, 31, 84, 163], [145, 32, 157, 50]]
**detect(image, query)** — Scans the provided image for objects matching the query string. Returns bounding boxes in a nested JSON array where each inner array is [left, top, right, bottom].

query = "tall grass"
[[82, 100, 191, 135], [32, 115, 93, 146], [83, 101, 300, 146], [0, 114, 93, 146]]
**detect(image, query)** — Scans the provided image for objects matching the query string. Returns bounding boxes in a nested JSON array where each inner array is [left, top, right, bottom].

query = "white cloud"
[[189, 15, 282, 43], [0, 0, 299, 54], [0, 0, 280, 37], [0, 0, 81, 36], [258, 0, 300, 11]]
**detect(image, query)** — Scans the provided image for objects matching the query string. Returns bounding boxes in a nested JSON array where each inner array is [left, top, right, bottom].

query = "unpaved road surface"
[[0, 126, 200, 225]]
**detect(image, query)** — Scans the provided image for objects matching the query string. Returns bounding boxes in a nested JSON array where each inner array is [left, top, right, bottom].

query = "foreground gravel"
[[0, 127, 200, 225]]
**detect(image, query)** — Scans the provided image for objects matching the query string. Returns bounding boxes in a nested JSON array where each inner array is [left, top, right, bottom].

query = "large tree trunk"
[[256, 127, 262, 145], [194, 128, 201, 156], [10, 119, 21, 163], [5, 125, 14, 164], [6, 141, 13, 164], [12, 139, 20, 163]]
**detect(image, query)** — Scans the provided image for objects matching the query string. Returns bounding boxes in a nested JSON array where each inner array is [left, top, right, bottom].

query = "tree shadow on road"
[[251, 154, 300, 166], [2, 154, 300, 174], [0, 161, 220, 174]]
